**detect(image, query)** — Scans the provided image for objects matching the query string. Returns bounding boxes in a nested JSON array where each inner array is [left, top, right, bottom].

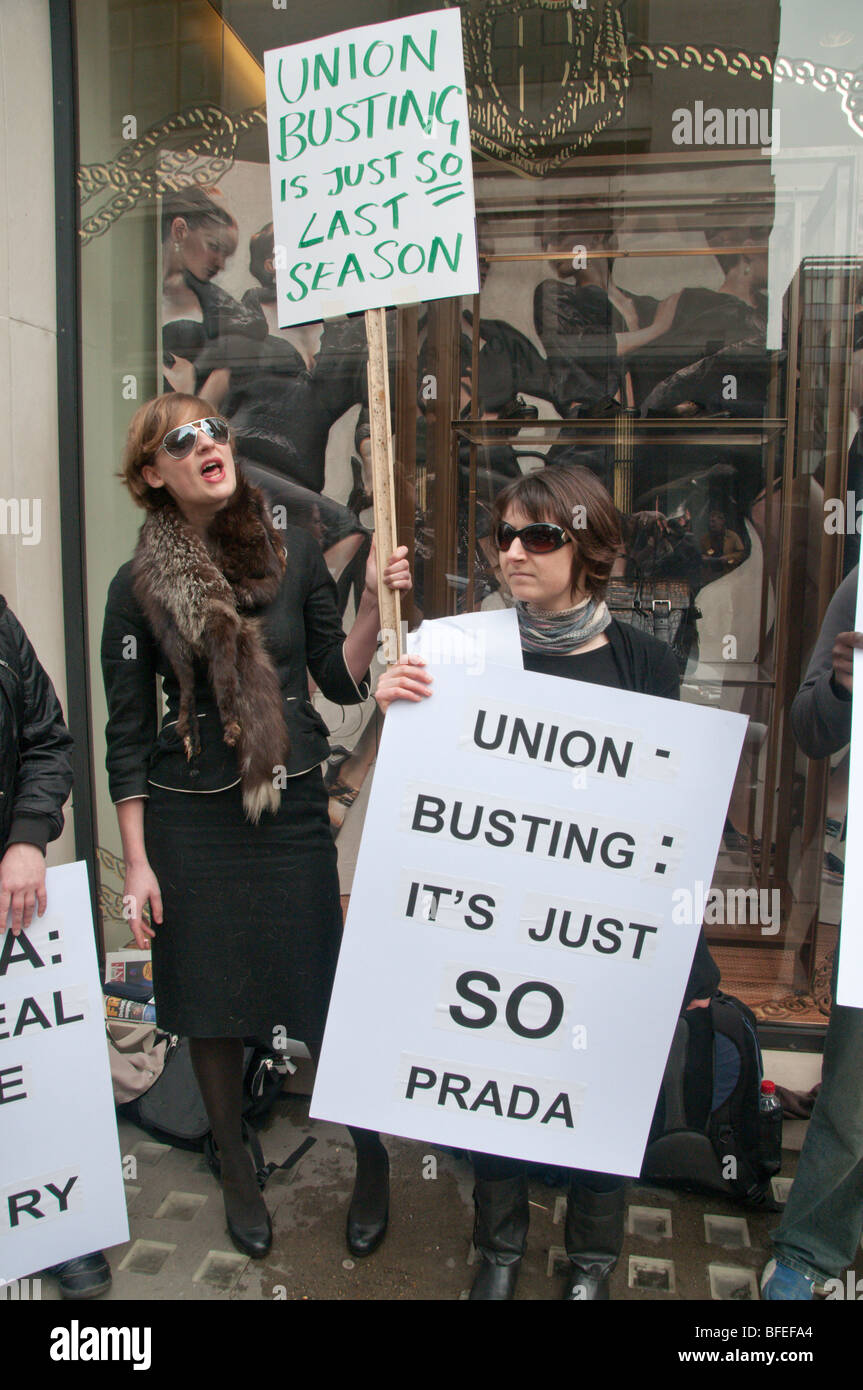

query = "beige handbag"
[[105, 1019, 167, 1105]]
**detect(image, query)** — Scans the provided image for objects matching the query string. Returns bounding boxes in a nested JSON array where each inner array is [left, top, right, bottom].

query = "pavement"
[[28, 1090, 862, 1304]]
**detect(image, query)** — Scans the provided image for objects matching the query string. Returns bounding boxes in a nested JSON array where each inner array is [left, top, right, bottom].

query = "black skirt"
[[143, 768, 342, 1040]]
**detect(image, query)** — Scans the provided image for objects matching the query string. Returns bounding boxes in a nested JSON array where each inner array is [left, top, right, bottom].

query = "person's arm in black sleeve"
[[5, 609, 73, 852], [790, 568, 857, 760], [100, 566, 159, 803], [303, 538, 371, 705]]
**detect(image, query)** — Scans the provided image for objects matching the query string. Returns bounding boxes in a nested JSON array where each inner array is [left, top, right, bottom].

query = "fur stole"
[[132, 472, 290, 823]]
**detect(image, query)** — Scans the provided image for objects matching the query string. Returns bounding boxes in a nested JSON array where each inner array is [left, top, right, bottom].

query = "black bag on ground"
[[640, 991, 780, 1207], [117, 1039, 290, 1151]]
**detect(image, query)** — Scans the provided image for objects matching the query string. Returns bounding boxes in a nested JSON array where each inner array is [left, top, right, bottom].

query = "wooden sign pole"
[[365, 306, 402, 662]]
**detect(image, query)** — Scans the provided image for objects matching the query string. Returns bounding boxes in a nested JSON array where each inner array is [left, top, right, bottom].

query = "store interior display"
[[74, 0, 862, 1039]]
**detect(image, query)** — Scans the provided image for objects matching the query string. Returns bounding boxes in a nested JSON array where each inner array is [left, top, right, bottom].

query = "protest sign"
[[264, 8, 478, 326], [0, 862, 128, 1286], [312, 655, 747, 1174], [836, 569, 863, 1007]]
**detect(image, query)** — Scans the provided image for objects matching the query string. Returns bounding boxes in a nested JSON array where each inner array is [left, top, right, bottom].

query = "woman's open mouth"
[[200, 459, 226, 482]]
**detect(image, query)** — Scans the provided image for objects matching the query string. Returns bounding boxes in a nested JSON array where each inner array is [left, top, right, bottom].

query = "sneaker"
[[760, 1258, 814, 1300], [43, 1251, 112, 1300]]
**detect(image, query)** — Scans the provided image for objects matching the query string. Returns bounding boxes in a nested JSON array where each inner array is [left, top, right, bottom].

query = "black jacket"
[[101, 525, 370, 803], [0, 597, 74, 854]]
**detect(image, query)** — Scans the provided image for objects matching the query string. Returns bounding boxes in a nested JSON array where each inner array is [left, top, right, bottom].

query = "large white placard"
[[312, 657, 748, 1174], [264, 8, 478, 326], [0, 862, 129, 1286], [836, 569, 863, 1007]]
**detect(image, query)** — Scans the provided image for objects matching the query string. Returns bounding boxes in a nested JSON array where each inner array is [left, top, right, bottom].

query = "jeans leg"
[[771, 997, 863, 1282]]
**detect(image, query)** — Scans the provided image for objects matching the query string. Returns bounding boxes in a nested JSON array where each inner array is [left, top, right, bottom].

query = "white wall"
[[0, 0, 74, 866]]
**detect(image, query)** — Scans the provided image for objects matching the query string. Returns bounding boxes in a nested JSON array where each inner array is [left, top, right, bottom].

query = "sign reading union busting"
[[312, 655, 747, 1174], [264, 8, 478, 326]]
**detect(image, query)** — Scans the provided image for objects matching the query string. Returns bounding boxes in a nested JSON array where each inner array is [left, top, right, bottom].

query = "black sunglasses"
[[495, 521, 572, 554], [159, 416, 230, 460]]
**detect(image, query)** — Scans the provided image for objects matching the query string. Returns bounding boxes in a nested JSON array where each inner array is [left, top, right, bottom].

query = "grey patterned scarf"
[[516, 596, 612, 654]]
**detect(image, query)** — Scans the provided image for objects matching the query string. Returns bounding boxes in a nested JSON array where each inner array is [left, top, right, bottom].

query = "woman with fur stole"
[[101, 392, 409, 1260]]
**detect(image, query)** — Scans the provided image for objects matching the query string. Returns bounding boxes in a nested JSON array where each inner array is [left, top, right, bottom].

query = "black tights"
[[471, 1151, 624, 1193], [189, 1037, 262, 1224]]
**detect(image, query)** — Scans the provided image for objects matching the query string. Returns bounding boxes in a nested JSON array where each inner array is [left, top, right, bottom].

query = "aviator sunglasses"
[[495, 521, 572, 554], [158, 416, 230, 460]]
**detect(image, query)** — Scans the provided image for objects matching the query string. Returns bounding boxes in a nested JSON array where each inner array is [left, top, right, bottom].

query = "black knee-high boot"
[[346, 1127, 389, 1257], [189, 1037, 272, 1259], [469, 1175, 530, 1300], [563, 1177, 625, 1301], [468, 1155, 529, 1301]]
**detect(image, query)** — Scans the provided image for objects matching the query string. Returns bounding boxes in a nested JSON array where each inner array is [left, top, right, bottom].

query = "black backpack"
[[640, 991, 781, 1207]]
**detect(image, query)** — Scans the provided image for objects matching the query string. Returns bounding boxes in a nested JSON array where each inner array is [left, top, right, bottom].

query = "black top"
[[524, 621, 719, 1008], [533, 278, 659, 411], [523, 643, 620, 688], [162, 271, 268, 395], [224, 297, 367, 492], [101, 524, 370, 802], [641, 287, 770, 418]]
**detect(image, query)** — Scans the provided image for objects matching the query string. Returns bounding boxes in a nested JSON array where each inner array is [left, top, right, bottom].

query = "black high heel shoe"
[[224, 1184, 272, 1260], [346, 1137, 389, 1257], [205, 1124, 273, 1259]]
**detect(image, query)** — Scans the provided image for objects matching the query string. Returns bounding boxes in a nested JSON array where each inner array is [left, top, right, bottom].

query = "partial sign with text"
[[0, 863, 128, 1285]]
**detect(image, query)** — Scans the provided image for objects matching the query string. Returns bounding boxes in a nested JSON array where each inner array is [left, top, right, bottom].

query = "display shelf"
[[453, 418, 788, 448]]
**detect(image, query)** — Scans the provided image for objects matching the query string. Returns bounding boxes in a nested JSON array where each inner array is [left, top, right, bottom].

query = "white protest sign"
[[264, 8, 478, 325], [312, 660, 747, 1174], [0, 862, 128, 1286], [836, 569, 863, 1007]]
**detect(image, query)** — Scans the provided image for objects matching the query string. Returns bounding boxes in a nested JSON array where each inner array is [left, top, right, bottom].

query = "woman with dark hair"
[[161, 187, 266, 406], [101, 393, 409, 1260], [375, 464, 719, 1301]]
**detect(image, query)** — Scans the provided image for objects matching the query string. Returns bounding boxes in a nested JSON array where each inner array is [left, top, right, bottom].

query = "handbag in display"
[[606, 575, 699, 675]]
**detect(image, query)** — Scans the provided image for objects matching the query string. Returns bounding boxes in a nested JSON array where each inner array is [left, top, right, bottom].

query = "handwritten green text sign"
[[264, 8, 478, 325]]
